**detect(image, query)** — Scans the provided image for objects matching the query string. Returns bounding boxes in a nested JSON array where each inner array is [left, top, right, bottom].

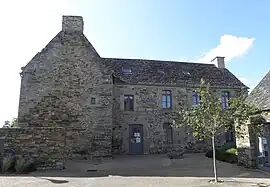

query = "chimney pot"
[[62, 15, 84, 33], [211, 56, 225, 69]]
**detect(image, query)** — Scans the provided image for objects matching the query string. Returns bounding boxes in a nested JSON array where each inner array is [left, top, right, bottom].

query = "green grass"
[[225, 148, 237, 155]]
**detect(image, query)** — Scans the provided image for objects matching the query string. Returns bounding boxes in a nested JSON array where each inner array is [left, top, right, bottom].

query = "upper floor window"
[[192, 91, 200, 105], [90, 97, 96, 104], [221, 91, 230, 109], [124, 95, 134, 111], [122, 67, 132, 74], [162, 90, 172, 109], [163, 123, 173, 144]]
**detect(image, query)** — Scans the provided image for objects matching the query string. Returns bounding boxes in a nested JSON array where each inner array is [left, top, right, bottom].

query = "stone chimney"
[[62, 15, 84, 33], [211, 56, 225, 69]]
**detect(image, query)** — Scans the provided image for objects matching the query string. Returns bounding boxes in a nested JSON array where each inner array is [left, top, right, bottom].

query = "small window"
[[221, 91, 230, 109], [162, 90, 172, 109], [192, 91, 200, 105], [122, 67, 132, 74], [182, 71, 191, 76], [124, 95, 134, 111], [163, 123, 173, 144], [90, 97, 96, 104]]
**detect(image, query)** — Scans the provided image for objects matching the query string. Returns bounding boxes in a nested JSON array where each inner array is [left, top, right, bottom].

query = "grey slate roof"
[[246, 71, 270, 110], [103, 58, 247, 88], [21, 30, 247, 90]]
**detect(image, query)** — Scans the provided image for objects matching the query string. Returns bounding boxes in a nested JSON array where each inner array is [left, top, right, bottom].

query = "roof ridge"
[[247, 70, 270, 110], [103, 57, 215, 66]]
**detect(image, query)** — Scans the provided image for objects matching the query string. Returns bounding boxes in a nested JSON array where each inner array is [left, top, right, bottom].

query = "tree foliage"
[[178, 80, 262, 140], [11, 118, 18, 128], [177, 80, 262, 183]]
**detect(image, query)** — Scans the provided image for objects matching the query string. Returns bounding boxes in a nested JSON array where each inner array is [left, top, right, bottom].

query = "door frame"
[[129, 124, 144, 155]]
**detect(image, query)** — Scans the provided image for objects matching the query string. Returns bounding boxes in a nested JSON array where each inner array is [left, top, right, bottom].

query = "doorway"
[[129, 124, 143, 154]]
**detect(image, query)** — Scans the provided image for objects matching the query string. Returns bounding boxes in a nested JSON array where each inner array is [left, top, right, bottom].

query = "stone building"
[[237, 71, 270, 168], [18, 15, 247, 158]]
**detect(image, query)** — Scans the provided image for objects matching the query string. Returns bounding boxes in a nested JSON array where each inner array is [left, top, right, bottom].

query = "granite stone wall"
[[18, 16, 113, 158], [17, 15, 247, 160], [0, 127, 66, 169], [112, 84, 241, 154], [236, 111, 270, 168], [235, 123, 258, 168]]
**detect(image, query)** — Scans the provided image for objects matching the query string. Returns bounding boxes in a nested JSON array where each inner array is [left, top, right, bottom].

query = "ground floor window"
[[163, 123, 173, 144], [225, 131, 234, 142]]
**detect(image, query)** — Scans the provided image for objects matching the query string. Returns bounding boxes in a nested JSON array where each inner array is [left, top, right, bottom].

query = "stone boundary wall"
[[0, 127, 66, 170]]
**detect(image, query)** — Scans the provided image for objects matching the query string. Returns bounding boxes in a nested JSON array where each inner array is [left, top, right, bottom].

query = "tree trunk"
[[212, 135, 218, 183]]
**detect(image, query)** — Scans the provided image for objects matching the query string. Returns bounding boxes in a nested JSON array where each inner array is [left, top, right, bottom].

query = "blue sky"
[[0, 0, 269, 125]]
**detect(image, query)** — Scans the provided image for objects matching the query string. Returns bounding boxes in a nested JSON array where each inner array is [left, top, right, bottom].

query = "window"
[[90, 97, 96, 104], [182, 71, 191, 76], [122, 67, 132, 74], [124, 95, 134, 111], [163, 123, 173, 144], [162, 90, 172, 109], [221, 91, 230, 109], [192, 91, 200, 105]]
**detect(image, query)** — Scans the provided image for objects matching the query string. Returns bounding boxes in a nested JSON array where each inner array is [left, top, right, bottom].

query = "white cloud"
[[197, 35, 255, 63]]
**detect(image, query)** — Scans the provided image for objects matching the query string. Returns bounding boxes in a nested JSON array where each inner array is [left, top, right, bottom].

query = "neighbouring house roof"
[[103, 58, 247, 88], [246, 71, 270, 111]]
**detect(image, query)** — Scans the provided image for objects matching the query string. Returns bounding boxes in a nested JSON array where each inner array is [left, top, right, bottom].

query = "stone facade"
[[235, 123, 258, 168], [17, 15, 247, 159], [112, 85, 242, 154], [0, 127, 66, 169], [236, 111, 270, 168], [237, 70, 270, 168], [18, 16, 112, 158]]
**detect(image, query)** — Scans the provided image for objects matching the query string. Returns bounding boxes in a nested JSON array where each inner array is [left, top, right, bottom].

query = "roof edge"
[[103, 57, 215, 66]]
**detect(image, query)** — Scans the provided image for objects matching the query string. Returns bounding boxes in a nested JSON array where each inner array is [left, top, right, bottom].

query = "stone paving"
[[0, 153, 270, 187]]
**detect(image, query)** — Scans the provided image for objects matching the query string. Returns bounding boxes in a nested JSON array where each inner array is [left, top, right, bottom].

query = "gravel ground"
[[0, 176, 270, 187], [0, 154, 269, 187]]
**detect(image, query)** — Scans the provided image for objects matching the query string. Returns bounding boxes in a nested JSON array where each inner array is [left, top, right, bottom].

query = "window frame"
[[121, 67, 132, 74], [162, 90, 172, 109], [90, 97, 96, 105], [221, 91, 230, 109], [163, 123, 173, 144], [192, 91, 201, 105], [225, 130, 234, 142], [124, 95, 134, 111]]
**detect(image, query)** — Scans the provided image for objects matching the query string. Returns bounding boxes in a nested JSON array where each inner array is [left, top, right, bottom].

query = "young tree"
[[178, 80, 261, 183], [11, 118, 18, 127]]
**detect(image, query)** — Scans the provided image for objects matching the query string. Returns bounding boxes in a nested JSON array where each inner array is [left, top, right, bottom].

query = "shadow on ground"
[[41, 178, 69, 184]]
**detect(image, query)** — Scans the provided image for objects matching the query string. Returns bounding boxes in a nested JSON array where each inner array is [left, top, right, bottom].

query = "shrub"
[[205, 147, 238, 164], [2, 156, 16, 173], [15, 156, 36, 173], [14, 156, 26, 173], [226, 148, 237, 155]]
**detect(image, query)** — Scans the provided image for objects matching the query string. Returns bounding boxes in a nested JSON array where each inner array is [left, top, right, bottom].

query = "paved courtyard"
[[1, 153, 270, 186]]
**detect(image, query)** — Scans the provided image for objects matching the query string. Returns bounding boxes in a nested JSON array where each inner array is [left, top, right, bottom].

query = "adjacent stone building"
[[18, 15, 247, 158], [237, 71, 270, 168]]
